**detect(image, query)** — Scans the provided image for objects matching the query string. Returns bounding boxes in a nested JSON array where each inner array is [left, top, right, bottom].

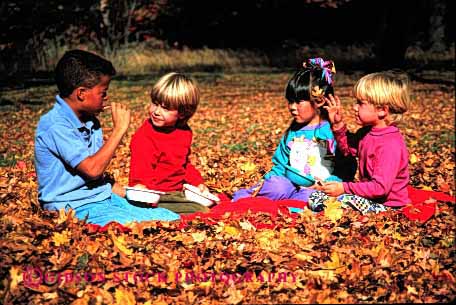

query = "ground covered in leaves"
[[0, 71, 455, 304]]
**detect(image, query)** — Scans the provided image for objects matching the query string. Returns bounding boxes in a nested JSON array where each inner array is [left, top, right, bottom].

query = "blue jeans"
[[72, 194, 180, 226], [232, 175, 315, 202]]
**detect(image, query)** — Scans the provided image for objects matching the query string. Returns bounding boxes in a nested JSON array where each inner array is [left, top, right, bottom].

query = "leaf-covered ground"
[[0, 71, 455, 304]]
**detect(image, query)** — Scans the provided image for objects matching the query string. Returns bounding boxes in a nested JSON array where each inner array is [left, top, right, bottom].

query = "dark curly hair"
[[55, 50, 116, 97]]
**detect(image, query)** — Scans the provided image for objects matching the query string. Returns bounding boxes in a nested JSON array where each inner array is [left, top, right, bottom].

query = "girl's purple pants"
[[232, 175, 314, 202]]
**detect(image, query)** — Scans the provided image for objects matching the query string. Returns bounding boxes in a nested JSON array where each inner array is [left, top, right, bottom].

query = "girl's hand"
[[311, 180, 324, 191], [320, 181, 344, 197], [323, 94, 344, 130]]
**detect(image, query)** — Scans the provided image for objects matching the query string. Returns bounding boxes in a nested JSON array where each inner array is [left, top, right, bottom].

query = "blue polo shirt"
[[34, 95, 111, 210]]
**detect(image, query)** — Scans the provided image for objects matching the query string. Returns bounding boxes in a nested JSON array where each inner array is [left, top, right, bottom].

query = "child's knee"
[[261, 176, 295, 199], [232, 188, 252, 202]]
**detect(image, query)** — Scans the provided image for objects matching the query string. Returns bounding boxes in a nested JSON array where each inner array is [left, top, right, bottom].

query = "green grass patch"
[[0, 154, 17, 167]]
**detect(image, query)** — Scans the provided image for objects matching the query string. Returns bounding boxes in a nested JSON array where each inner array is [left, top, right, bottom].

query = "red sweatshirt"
[[129, 119, 204, 192]]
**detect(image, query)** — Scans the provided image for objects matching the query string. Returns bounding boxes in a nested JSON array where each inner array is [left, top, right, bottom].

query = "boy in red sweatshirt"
[[129, 72, 209, 213]]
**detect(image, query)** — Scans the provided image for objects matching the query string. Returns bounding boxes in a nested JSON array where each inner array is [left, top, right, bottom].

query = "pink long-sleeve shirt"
[[333, 124, 410, 207]]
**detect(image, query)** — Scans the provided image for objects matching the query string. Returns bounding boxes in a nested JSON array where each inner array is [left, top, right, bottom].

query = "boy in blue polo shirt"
[[34, 49, 179, 225]]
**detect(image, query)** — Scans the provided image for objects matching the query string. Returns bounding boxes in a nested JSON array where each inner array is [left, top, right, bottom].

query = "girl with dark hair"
[[232, 58, 342, 203]]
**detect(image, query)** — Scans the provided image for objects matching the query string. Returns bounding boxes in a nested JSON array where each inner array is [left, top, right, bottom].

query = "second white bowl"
[[125, 187, 165, 204], [183, 184, 220, 207]]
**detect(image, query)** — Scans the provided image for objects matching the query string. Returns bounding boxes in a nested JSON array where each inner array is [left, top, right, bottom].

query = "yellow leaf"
[[57, 208, 75, 224], [311, 86, 324, 98], [295, 252, 313, 262], [52, 229, 71, 246], [324, 198, 343, 222], [421, 186, 433, 191], [214, 222, 225, 233], [223, 225, 240, 236], [392, 232, 406, 241], [410, 153, 418, 164], [114, 287, 136, 305], [409, 139, 418, 146], [325, 251, 341, 269], [256, 231, 280, 252], [240, 161, 256, 172], [406, 285, 418, 295], [239, 220, 255, 231], [199, 281, 212, 288], [191, 232, 207, 243], [9, 266, 22, 291], [110, 233, 133, 256], [43, 292, 58, 300]]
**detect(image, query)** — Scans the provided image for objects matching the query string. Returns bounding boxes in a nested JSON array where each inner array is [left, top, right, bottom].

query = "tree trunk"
[[427, 0, 446, 52], [374, 0, 419, 70]]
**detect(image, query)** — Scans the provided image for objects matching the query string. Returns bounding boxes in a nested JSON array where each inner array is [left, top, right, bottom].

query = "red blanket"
[[88, 186, 455, 232]]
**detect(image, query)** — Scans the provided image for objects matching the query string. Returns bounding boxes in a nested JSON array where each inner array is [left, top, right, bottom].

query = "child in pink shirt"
[[310, 70, 411, 214]]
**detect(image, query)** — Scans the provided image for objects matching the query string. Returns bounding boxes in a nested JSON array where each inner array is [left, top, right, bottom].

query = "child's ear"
[[75, 87, 86, 101], [377, 105, 389, 119]]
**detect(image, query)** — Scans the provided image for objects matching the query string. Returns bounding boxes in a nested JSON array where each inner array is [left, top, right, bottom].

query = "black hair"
[[55, 49, 116, 97], [285, 68, 334, 103]]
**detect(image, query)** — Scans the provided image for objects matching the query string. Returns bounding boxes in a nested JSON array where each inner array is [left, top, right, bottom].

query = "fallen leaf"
[[240, 161, 256, 172], [9, 266, 22, 291], [324, 198, 343, 222], [115, 287, 136, 305], [52, 229, 71, 246], [191, 232, 207, 243], [110, 233, 133, 256]]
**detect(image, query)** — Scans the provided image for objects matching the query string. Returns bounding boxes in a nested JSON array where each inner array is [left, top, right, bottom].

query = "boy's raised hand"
[[323, 94, 344, 130], [111, 102, 131, 136], [76, 103, 131, 180]]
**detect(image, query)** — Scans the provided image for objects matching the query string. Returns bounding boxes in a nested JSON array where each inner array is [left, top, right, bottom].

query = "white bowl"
[[125, 187, 165, 204], [183, 184, 220, 207]]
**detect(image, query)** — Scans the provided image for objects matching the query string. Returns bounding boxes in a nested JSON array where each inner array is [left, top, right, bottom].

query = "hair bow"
[[303, 58, 336, 85]]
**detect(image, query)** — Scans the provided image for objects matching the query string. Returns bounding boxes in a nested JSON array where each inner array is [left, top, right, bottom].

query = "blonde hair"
[[354, 70, 410, 124], [150, 72, 200, 125]]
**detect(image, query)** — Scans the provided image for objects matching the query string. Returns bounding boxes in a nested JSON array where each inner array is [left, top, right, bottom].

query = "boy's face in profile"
[[354, 99, 381, 126], [80, 75, 111, 115], [149, 101, 184, 128]]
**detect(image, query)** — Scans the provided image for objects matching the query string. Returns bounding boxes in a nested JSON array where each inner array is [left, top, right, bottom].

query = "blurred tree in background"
[[0, 0, 453, 78]]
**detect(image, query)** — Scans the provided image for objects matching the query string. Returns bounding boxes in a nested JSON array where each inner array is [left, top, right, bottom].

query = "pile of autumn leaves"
[[0, 73, 455, 304]]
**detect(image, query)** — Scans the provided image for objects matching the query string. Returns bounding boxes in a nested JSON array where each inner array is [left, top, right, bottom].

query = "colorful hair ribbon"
[[303, 58, 336, 85]]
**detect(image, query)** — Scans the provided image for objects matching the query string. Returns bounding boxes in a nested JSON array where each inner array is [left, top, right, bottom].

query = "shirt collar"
[[55, 95, 85, 129], [369, 125, 399, 136], [291, 120, 329, 131]]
